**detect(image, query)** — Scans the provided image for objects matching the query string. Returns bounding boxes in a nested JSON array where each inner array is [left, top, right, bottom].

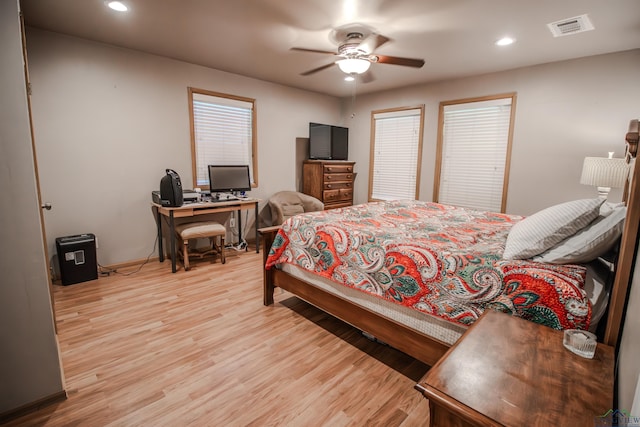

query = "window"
[[369, 106, 425, 201], [188, 87, 257, 189], [434, 94, 516, 213]]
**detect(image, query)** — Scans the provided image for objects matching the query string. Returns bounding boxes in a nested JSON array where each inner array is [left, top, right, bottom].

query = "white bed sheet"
[[584, 261, 610, 332]]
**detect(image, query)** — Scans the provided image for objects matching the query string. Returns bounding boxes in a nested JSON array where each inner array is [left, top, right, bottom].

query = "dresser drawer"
[[339, 189, 353, 200], [324, 189, 353, 202], [324, 164, 354, 174], [324, 181, 353, 190], [324, 173, 354, 182], [323, 189, 341, 203]]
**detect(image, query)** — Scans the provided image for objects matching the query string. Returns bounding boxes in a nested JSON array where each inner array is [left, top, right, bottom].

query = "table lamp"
[[580, 152, 629, 199]]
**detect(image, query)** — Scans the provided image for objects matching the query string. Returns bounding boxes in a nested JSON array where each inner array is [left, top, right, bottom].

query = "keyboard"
[[216, 192, 239, 200]]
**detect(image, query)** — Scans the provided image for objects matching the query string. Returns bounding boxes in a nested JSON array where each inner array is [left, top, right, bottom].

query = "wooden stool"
[[175, 221, 226, 270]]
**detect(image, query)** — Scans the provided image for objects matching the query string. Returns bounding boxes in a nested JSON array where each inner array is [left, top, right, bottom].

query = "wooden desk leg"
[[170, 211, 176, 273], [255, 202, 259, 253], [155, 206, 164, 262]]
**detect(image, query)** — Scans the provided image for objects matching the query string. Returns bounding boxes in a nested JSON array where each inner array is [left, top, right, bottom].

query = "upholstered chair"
[[268, 191, 324, 226]]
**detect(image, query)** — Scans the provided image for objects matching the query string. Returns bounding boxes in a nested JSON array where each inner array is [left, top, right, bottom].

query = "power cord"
[[97, 234, 158, 277], [224, 210, 249, 251]]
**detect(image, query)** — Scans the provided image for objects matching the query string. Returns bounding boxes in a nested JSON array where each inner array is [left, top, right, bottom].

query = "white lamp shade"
[[336, 58, 371, 74], [580, 157, 629, 188]]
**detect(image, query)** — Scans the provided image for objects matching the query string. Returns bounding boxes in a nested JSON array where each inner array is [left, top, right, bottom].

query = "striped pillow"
[[503, 198, 604, 260], [533, 205, 626, 264]]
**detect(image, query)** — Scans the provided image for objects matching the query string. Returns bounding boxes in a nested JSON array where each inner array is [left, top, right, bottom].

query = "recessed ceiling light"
[[495, 37, 515, 46], [344, 75, 355, 82], [106, 1, 128, 12]]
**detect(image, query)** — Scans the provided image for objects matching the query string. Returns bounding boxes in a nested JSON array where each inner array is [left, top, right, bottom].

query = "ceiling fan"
[[292, 28, 425, 81]]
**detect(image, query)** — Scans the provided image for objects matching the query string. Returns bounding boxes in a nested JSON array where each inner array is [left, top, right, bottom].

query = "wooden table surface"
[[416, 310, 614, 427], [152, 198, 261, 272]]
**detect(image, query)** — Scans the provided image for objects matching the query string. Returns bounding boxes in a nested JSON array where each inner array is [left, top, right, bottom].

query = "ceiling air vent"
[[547, 14, 594, 37]]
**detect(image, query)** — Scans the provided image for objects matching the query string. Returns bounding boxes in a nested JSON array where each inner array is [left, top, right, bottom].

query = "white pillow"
[[533, 206, 626, 264], [502, 198, 604, 260], [600, 201, 625, 217]]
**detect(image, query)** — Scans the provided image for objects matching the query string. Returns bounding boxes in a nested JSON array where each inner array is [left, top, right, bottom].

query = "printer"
[[182, 190, 199, 203], [152, 188, 199, 205]]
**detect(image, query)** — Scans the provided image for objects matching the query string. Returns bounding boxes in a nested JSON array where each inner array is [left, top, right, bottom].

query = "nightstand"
[[415, 310, 614, 427]]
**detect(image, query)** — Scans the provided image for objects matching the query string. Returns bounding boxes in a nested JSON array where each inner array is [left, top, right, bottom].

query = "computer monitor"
[[208, 165, 251, 193]]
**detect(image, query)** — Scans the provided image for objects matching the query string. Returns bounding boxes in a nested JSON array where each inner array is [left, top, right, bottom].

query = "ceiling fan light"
[[337, 58, 371, 74], [496, 37, 515, 46], [106, 1, 128, 12]]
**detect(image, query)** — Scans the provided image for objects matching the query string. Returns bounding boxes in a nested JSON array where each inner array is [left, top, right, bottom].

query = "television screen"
[[208, 165, 251, 193], [331, 125, 348, 160], [309, 123, 348, 160]]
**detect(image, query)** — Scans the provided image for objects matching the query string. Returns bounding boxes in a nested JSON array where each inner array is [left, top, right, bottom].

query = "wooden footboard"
[[258, 225, 450, 366]]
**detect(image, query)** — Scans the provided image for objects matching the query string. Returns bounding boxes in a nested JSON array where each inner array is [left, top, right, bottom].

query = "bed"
[[260, 121, 639, 366]]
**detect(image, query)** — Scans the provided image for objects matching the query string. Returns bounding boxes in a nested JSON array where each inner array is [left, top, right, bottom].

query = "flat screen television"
[[208, 165, 251, 193], [309, 123, 349, 160]]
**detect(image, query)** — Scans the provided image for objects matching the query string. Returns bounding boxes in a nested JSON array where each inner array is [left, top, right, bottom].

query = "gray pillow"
[[534, 206, 626, 264], [503, 198, 604, 260]]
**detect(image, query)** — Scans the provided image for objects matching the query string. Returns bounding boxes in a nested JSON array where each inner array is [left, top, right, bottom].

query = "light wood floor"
[[7, 249, 431, 426]]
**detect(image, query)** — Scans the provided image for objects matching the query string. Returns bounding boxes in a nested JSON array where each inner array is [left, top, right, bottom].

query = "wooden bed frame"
[[260, 120, 640, 366]]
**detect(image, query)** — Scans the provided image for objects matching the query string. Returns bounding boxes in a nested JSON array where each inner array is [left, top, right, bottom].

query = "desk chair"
[[175, 221, 226, 270]]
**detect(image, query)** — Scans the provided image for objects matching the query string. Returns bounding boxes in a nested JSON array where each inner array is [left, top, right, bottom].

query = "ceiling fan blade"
[[374, 55, 425, 68], [291, 47, 337, 55], [300, 62, 336, 76], [358, 33, 390, 54]]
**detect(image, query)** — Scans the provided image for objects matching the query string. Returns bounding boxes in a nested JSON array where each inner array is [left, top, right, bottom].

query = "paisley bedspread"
[[265, 200, 591, 331]]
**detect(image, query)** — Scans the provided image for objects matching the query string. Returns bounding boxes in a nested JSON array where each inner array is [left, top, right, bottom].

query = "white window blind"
[[371, 108, 423, 201], [438, 97, 513, 212], [192, 92, 254, 187]]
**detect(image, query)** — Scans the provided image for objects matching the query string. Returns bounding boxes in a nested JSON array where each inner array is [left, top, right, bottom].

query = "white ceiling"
[[21, 0, 640, 98]]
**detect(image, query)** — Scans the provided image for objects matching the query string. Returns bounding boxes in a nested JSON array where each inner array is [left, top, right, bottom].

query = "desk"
[[152, 198, 260, 273], [415, 310, 614, 427]]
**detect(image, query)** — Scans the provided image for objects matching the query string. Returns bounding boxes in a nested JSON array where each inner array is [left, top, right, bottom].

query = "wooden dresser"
[[415, 310, 614, 427], [302, 160, 356, 209]]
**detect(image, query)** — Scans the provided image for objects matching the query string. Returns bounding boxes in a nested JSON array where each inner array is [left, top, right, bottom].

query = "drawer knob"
[[347, 175, 352, 179], [346, 183, 351, 187], [327, 184, 332, 188], [327, 167, 333, 171]]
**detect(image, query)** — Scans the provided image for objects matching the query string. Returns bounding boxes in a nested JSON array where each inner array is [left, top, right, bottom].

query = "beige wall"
[[25, 28, 342, 266], [343, 49, 639, 215], [0, 0, 64, 414]]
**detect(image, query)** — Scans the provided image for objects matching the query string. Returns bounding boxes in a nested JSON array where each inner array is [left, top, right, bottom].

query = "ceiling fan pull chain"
[[350, 76, 357, 119]]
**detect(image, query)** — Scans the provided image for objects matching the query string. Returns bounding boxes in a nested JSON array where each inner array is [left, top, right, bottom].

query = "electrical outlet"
[[230, 216, 236, 227]]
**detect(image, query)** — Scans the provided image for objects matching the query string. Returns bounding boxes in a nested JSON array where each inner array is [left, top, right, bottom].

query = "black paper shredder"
[[55, 234, 98, 285]]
